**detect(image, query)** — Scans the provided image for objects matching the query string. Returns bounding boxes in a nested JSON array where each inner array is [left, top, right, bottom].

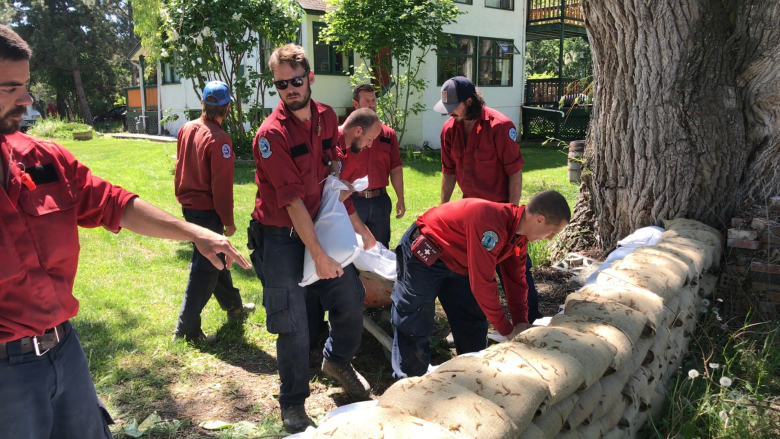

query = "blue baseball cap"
[[434, 76, 476, 114], [202, 81, 233, 106]]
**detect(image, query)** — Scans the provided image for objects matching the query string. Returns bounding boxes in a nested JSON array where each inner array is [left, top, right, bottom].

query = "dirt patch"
[[533, 267, 576, 317]]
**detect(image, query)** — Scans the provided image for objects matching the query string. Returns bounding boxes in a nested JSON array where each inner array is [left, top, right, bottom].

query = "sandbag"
[[300, 176, 361, 286], [481, 342, 586, 405], [517, 423, 546, 439], [378, 376, 517, 439], [565, 380, 602, 431], [312, 405, 459, 439], [602, 427, 624, 439], [628, 336, 655, 371], [554, 431, 583, 439], [429, 356, 550, 432], [621, 251, 692, 286], [563, 296, 653, 340], [647, 325, 671, 379], [661, 218, 724, 247], [656, 236, 716, 271], [576, 284, 678, 329], [515, 327, 615, 389], [660, 230, 722, 266], [623, 367, 650, 408], [633, 245, 700, 282], [353, 235, 397, 281], [575, 397, 626, 439], [596, 260, 683, 301], [533, 394, 579, 438], [591, 369, 632, 422], [550, 315, 632, 371], [653, 241, 707, 276]]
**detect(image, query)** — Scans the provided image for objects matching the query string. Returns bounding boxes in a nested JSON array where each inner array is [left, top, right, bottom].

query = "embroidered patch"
[[508, 127, 517, 142], [481, 231, 499, 251], [258, 137, 272, 159], [442, 90, 448, 102], [221, 143, 232, 159]]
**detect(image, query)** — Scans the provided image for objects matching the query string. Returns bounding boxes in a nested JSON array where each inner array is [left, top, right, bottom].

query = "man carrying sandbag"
[[391, 190, 571, 379], [246, 43, 379, 433]]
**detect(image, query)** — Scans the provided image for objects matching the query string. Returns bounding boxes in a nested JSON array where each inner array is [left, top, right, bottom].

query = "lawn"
[[56, 137, 577, 438]]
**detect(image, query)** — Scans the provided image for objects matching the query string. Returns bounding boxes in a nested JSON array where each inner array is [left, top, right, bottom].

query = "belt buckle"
[[33, 326, 60, 356]]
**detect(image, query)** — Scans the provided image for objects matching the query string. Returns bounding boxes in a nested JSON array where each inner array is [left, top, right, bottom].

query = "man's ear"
[[354, 125, 363, 137], [308, 70, 315, 85], [535, 214, 546, 224], [352, 100, 359, 110]]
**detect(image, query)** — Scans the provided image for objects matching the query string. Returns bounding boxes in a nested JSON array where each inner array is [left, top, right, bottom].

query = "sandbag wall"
[[311, 219, 722, 439]]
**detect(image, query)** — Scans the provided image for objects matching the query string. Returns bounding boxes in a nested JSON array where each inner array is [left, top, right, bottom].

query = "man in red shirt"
[[435, 76, 543, 324], [173, 80, 255, 342], [247, 44, 377, 433], [337, 83, 405, 247], [390, 191, 570, 378], [0, 25, 251, 439]]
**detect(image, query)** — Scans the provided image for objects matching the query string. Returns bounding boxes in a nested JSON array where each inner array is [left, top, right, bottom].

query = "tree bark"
[[61, 2, 93, 124], [555, 0, 780, 258]]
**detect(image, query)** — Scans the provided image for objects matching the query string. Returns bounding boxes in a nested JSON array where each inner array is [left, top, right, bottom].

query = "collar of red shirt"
[[273, 98, 329, 121], [2, 132, 36, 156]]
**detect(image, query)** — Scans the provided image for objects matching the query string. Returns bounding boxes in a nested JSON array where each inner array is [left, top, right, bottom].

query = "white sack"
[[616, 226, 665, 248], [353, 235, 397, 281]]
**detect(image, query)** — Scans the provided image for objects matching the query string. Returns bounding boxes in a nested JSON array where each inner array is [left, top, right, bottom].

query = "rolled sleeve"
[[496, 121, 524, 176]]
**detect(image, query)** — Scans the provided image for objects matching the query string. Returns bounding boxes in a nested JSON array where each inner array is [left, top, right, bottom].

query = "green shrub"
[[27, 117, 92, 139]]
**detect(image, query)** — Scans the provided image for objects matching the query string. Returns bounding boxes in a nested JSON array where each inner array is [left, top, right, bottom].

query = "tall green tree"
[[525, 37, 592, 79], [321, 0, 462, 146]]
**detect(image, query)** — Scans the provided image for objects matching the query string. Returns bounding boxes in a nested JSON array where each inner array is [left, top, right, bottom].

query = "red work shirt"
[[174, 117, 235, 227], [337, 123, 403, 189], [416, 198, 529, 335], [0, 133, 137, 342], [252, 99, 352, 227], [440, 106, 524, 202]]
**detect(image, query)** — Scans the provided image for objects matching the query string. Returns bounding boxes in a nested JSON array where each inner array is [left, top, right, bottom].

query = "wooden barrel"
[[72, 130, 93, 141], [568, 140, 586, 184]]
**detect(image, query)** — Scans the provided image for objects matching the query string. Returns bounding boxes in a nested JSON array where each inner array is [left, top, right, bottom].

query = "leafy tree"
[[320, 0, 462, 146], [525, 37, 591, 79]]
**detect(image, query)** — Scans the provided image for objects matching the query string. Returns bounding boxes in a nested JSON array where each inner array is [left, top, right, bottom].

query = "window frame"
[[436, 33, 477, 86], [485, 0, 513, 11], [161, 62, 180, 85], [312, 22, 354, 76], [453, 0, 473, 4], [476, 37, 514, 87]]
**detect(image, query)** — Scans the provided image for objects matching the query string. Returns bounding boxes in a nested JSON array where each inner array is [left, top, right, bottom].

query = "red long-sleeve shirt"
[[337, 123, 403, 189], [416, 198, 529, 335], [174, 118, 235, 227], [0, 133, 137, 342]]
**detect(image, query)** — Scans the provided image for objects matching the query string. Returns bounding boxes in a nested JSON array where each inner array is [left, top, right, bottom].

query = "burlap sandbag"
[[596, 260, 683, 301], [656, 236, 716, 271], [661, 217, 724, 248], [429, 356, 550, 431], [625, 411, 649, 437], [550, 315, 632, 370], [564, 380, 602, 431], [515, 327, 615, 389], [575, 397, 627, 439], [481, 342, 586, 405], [601, 427, 624, 439], [533, 394, 579, 438], [554, 430, 582, 439], [378, 376, 516, 439], [516, 422, 546, 439], [634, 245, 701, 282], [312, 405, 459, 439], [647, 325, 671, 380], [590, 369, 631, 422], [653, 241, 707, 276], [576, 284, 678, 329], [700, 273, 717, 298], [623, 366, 650, 409], [650, 383, 668, 419], [628, 336, 655, 371], [563, 296, 653, 340], [622, 251, 692, 286]]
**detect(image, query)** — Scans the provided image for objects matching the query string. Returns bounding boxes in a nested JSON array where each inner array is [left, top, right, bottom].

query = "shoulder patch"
[[258, 137, 272, 159], [221, 143, 232, 159], [508, 127, 517, 142], [481, 231, 499, 251]]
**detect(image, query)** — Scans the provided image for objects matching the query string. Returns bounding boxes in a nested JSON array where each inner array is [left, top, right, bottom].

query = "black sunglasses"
[[273, 70, 310, 90]]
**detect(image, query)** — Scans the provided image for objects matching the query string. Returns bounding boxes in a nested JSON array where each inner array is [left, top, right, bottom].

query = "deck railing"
[[527, 0, 584, 26], [126, 87, 158, 112], [524, 78, 586, 106]]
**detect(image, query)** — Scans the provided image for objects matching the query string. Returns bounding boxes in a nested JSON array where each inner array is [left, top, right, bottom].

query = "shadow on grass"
[[401, 152, 442, 176], [196, 321, 279, 376]]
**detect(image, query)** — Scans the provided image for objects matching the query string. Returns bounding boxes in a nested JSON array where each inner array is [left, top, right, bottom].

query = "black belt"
[[0, 323, 67, 359], [259, 224, 298, 238], [354, 187, 386, 199]]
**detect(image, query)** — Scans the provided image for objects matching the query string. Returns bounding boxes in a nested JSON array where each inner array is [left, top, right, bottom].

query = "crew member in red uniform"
[[337, 83, 404, 247], [173, 80, 255, 342], [0, 26, 251, 439], [390, 191, 570, 379], [246, 44, 379, 433], [435, 75, 543, 324]]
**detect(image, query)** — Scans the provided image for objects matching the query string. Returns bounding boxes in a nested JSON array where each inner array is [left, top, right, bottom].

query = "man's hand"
[[506, 322, 534, 341], [395, 199, 406, 219], [339, 180, 355, 202], [315, 254, 344, 279], [191, 228, 252, 271], [224, 224, 237, 237], [359, 227, 377, 250]]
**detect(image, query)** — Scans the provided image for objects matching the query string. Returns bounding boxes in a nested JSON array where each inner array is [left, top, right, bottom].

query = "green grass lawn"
[[56, 137, 577, 438]]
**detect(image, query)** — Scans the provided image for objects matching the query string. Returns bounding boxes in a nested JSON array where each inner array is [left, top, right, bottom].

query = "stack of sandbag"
[[307, 218, 720, 439]]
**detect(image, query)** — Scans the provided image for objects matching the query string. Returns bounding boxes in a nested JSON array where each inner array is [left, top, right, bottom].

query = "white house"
[[126, 0, 527, 148]]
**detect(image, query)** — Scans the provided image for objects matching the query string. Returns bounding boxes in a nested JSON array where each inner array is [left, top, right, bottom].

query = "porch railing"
[[527, 0, 584, 26], [126, 86, 159, 112], [524, 78, 586, 106]]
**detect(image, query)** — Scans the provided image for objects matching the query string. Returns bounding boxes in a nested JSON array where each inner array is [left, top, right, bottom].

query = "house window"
[[437, 34, 477, 85], [162, 63, 180, 84], [312, 22, 352, 75], [453, 0, 473, 4], [485, 0, 513, 10], [477, 38, 513, 87]]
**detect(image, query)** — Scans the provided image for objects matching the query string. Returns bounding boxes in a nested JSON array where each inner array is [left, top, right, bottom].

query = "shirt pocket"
[[474, 148, 495, 162], [292, 154, 318, 196], [17, 181, 81, 268]]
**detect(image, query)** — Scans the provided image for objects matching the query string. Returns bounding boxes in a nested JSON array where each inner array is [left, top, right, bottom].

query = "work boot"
[[321, 359, 371, 400], [280, 405, 316, 434], [172, 330, 216, 344], [227, 303, 256, 322]]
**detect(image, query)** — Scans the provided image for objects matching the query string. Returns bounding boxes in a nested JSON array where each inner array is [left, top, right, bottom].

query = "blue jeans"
[[175, 208, 243, 339], [391, 224, 490, 379], [250, 231, 365, 407], [0, 321, 113, 439], [350, 192, 392, 248]]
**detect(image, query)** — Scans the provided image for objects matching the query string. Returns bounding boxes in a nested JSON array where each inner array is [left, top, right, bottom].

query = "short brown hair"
[[527, 190, 571, 226], [201, 96, 230, 122], [343, 107, 380, 132], [352, 83, 376, 103], [0, 25, 32, 61], [268, 43, 310, 75]]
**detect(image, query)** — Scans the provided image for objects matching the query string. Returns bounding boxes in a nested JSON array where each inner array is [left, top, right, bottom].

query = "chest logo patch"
[[221, 143, 232, 159], [258, 136, 272, 159], [481, 231, 499, 251], [508, 127, 517, 142]]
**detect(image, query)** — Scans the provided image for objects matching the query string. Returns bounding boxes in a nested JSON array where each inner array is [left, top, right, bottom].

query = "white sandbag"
[[576, 284, 678, 329], [616, 226, 665, 248], [515, 327, 615, 389], [300, 176, 361, 286], [565, 380, 602, 431], [584, 248, 635, 286], [481, 342, 586, 405], [533, 394, 579, 438], [563, 296, 652, 340], [353, 235, 397, 281], [312, 405, 458, 439], [550, 315, 633, 371]]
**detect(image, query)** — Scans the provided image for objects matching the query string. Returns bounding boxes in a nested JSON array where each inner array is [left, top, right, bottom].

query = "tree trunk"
[[61, 3, 92, 124], [555, 0, 780, 258]]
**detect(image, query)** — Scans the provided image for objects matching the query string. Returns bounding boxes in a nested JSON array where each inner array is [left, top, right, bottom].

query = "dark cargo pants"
[[349, 192, 392, 248]]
